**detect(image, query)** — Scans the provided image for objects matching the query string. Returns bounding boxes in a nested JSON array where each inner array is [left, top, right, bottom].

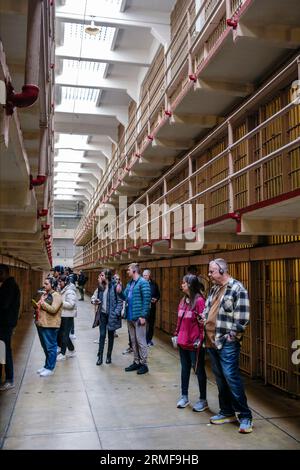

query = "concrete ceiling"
[[53, 0, 176, 214]]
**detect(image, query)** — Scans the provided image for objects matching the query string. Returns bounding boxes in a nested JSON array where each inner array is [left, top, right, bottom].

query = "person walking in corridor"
[[174, 274, 207, 412], [0, 264, 20, 391], [78, 270, 88, 301], [117, 263, 151, 374], [92, 270, 123, 365], [35, 278, 62, 377], [56, 275, 77, 361], [204, 258, 253, 433]]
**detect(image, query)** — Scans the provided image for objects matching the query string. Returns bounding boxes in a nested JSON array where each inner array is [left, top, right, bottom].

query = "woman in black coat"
[[91, 269, 123, 365]]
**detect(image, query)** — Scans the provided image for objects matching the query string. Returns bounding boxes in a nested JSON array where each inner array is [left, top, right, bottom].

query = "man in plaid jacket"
[[203, 258, 253, 434]]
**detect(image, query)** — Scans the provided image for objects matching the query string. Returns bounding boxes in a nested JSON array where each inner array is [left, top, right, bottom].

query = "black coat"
[[97, 281, 123, 331], [0, 277, 21, 327]]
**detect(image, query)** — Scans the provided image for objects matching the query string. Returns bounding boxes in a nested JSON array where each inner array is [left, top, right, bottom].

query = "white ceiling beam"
[[55, 143, 109, 153], [55, 105, 129, 127], [55, 167, 101, 177], [54, 156, 107, 171], [54, 120, 118, 142], [56, 47, 151, 68], [55, 194, 89, 201], [55, 153, 108, 165], [55, 76, 138, 101]]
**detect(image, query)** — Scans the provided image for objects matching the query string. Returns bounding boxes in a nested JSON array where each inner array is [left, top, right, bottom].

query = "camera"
[[193, 339, 201, 349]]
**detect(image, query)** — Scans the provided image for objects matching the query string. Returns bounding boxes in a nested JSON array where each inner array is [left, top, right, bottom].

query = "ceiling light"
[[85, 19, 100, 36]]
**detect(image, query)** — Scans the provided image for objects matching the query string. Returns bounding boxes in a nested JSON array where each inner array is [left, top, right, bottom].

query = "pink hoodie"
[[175, 295, 205, 351]]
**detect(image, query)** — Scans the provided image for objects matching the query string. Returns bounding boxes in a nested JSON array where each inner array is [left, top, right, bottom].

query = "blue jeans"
[[36, 326, 59, 371], [207, 340, 252, 420], [179, 347, 207, 399], [0, 326, 14, 382]]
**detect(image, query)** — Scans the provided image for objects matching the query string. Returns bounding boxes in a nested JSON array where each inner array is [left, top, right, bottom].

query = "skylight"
[[55, 173, 83, 182], [56, 134, 88, 147], [61, 86, 99, 104], [55, 181, 79, 189], [62, 59, 107, 80], [55, 162, 83, 172], [54, 188, 78, 195], [63, 22, 116, 49]]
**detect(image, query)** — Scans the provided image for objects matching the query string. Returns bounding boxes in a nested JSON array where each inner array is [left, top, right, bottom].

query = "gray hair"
[[210, 258, 228, 274], [143, 269, 151, 276]]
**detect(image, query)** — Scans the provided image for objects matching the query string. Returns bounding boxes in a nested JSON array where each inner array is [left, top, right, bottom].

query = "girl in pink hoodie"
[[174, 274, 208, 412]]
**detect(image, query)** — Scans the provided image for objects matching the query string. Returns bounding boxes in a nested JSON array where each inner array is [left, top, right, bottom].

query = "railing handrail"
[[74, 0, 231, 242]]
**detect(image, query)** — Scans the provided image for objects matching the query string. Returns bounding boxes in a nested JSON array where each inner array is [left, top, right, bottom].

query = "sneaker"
[[93, 339, 99, 344], [56, 353, 66, 361], [39, 369, 54, 377], [125, 362, 141, 372], [69, 334, 76, 340], [193, 399, 208, 412], [114, 333, 118, 338], [66, 350, 76, 358], [57, 346, 61, 354], [177, 395, 190, 408], [210, 413, 237, 424], [122, 347, 133, 355], [37, 367, 45, 374], [147, 340, 154, 347], [239, 418, 253, 434], [0, 382, 15, 391], [137, 364, 149, 375]]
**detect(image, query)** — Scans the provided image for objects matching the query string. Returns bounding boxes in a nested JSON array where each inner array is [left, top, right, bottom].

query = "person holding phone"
[[91, 270, 123, 365], [34, 278, 62, 376], [174, 274, 207, 411]]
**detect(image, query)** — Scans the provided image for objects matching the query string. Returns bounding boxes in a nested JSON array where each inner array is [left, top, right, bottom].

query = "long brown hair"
[[182, 274, 205, 308]]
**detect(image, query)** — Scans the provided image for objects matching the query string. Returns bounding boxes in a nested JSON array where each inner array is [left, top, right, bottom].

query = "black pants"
[[57, 318, 75, 355], [146, 305, 156, 343], [98, 312, 114, 357], [0, 326, 14, 382], [179, 346, 207, 399]]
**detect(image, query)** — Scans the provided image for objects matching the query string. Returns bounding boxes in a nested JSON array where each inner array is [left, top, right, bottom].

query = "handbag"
[[92, 305, 101, 328], [171, 305, 186, 348]]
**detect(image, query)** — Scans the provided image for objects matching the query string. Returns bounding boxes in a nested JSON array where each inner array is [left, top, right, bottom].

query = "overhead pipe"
[[6, 0, 42, 114], [30, 2, 50, 190]]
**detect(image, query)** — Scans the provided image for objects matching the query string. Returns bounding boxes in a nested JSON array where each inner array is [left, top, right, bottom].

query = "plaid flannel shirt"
[[203, 277, 250, 350]]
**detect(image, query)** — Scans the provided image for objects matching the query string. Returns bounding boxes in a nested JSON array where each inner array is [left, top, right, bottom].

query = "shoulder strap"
[[177, 302, 187, 333]]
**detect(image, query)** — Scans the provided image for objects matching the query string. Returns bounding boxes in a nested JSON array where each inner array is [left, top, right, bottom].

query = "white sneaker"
[[69, 334, 76, 340], [66, 350, 76, 358], [39, 369, 54, 377], [93, 339, 99, 344], [0, 381, 15, 391], [56, 353, 66, 361], [57, 347, 61, 354], [37, 367, 45, 374]]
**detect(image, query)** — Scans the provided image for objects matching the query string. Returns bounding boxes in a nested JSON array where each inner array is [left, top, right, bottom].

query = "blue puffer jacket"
[[93, 281, 123, 331], [120, 277, 151, 320]]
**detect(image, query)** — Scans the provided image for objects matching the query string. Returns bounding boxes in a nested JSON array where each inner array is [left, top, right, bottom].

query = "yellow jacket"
[[36, 291, 62, 328]]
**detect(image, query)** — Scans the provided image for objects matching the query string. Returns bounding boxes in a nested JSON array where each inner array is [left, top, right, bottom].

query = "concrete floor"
[[1, 297, 300, 450]]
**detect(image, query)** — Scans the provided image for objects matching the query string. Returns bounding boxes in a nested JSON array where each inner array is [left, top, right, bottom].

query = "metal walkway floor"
[[1, 297, 300, 450]]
